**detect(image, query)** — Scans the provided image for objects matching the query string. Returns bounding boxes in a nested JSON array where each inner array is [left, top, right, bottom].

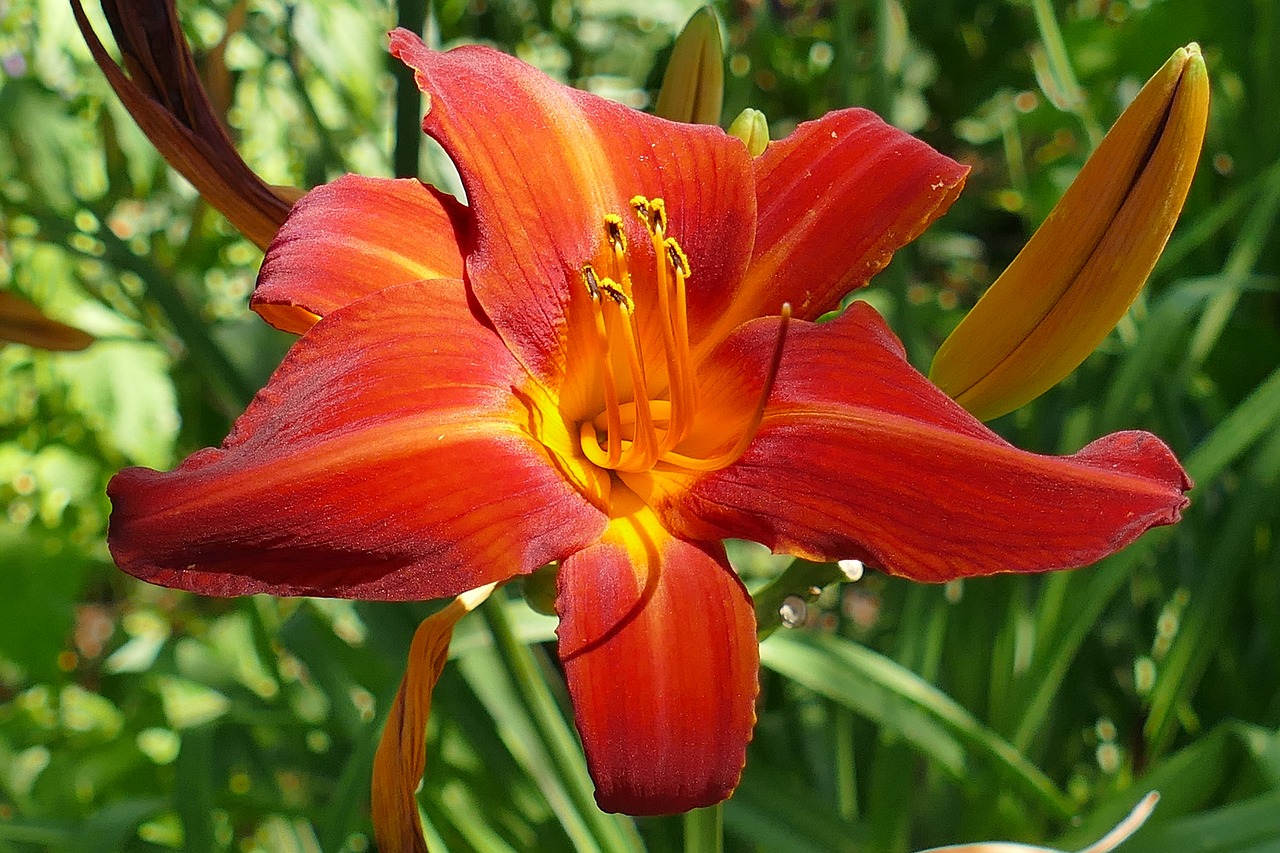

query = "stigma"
[[577, 197, 789, 475]]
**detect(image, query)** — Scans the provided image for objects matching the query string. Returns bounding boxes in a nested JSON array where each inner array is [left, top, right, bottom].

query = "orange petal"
[[389, 32, 756, 384], [640, 303, 1189, 582], [0, 292, 94, 351], [108, 279, 606, 599], [72, 0, 293, 250], [556, 489, 757, 815], [699, 108, 968, 348], [252, 175, 468, 334], [372, 583, 496, 853]]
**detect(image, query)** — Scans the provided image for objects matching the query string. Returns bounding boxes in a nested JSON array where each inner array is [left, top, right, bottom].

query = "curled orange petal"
[[372, 583, 496, 853], [71, 0, 296, 250]]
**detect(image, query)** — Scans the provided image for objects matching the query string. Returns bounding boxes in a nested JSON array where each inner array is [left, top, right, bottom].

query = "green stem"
[[392, 0, 429, 177], [834, 707, 859, 821], [754, 559, 843, 639], [683, 803, 724, 853], [482, 596, 644, 853]]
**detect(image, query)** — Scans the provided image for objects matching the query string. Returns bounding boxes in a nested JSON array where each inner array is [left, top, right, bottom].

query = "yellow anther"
[[647, 198, 667, 235], [665, 238, 690, 278], [630, 195, 650, 219], [604, 214, 627, 252], [597, 279, 632, 312]]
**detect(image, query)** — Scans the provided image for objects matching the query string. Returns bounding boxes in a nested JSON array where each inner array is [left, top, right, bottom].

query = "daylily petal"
[[108, 279, 606, 599], [556, 490, 757, 815], [699, 108, 968, 346], [640, 303, 1190, 582], [252, 175, 469, 334], [0, 292, 94, 351], [388, 32, 755, 384], [930, 45, 1210, 421], [72, 0, 294, 250], [372, 583, 496, 853]]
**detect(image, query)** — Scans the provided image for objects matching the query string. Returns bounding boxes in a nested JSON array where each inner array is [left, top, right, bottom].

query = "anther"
[[598, 280, 632, 311], [647, 198, 667, 235], [604, 214, 627, 252], [665, 239, 690, 277], [582, 264, 600, 298]]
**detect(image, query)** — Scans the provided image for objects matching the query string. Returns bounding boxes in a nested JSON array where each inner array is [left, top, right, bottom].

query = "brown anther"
[[582, 264, 601, 297], [598, 280, 632, 310]]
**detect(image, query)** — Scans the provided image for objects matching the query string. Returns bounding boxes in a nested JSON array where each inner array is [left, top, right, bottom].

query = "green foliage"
[[1, 0, 1278, 851]]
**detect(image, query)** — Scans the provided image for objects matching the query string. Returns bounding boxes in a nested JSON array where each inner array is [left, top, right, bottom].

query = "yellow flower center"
[[575, 196, 788, 475]]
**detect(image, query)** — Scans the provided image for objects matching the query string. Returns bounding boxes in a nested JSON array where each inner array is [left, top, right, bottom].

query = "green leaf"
[[761, 632, 1074, 818]]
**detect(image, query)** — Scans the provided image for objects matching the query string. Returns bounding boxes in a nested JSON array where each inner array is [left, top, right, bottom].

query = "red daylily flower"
[[107, 32, 1191, 815]]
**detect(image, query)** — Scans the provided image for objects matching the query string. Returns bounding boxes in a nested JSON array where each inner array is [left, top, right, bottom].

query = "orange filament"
[[582, 265, 622, 466], [578, 201, 788, 475]]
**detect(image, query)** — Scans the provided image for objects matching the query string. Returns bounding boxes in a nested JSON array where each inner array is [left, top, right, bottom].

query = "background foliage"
[[1, 0, 1278, 850]]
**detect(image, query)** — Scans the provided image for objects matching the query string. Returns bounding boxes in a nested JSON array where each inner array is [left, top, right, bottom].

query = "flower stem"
[[482, 596, 645, 853], [753, 559, 843, 640], [683, 804, 724, 853]]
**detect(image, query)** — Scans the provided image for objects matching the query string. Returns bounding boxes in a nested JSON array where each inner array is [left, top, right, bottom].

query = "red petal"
[[252, 175, 468, 334], [701, 110, 967, 346], [389, 32, 755, 383], [109, 279, 606, 599], [556, 492, 757, 815], [642, 303, 1190, 582]]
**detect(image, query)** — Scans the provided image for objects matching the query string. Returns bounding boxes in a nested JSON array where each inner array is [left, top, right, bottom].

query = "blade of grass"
[[1184, 169, 1280, 369], [726, 760, 862, 853], [479, 596, 644, 853], [1143, 422, 1280, 753], [683, 804, 723, 853], [1028, 0, 1101, 145], [761, 632, 1074, 818]]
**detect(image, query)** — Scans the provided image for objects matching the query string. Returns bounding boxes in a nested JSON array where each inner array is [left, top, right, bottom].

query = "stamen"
[[604, 214, 627, 253], [578, 202, 701, 473], [603, 214, 634, 300], [582, 264, 621, 466], [660, 303, 791, 472], [648, 198, 668, 235], [581, 263, 600, 298], [629, 195, 651, 223], [662, 236, 696, 449], [608, 290, 661, 472], [594, 400, 672, 430]]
